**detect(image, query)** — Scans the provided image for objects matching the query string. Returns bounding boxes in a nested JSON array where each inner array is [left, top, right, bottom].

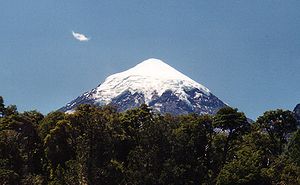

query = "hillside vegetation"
[[0, 96, 300, 185]]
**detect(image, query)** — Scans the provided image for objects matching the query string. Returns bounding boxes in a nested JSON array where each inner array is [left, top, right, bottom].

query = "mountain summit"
[[60, 58, 227, 115]]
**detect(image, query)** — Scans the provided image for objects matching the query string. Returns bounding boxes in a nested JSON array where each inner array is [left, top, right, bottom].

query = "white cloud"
[[72, 31, 90, 42]]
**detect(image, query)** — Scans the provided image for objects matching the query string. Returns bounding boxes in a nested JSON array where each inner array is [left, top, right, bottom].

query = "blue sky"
[[1, 0, 300, 119]]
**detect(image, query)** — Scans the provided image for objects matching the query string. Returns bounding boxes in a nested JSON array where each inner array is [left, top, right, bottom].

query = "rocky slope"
[[294, 104, 300, 123]]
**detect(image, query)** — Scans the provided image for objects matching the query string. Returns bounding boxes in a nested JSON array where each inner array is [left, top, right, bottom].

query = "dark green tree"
[[44, 120, 75, 170], [213, 107, 249, 165], [0, 96, 17, 118], [0, 130, 22, 185], [22, 110, 44, 125], [262, 156, 300, 185], [216, 128, 274, 185], [39, 111, 65, 140], [287, 129, 300, 166], [4, 105, 18, 117], [256, 109, 298, 155], [216, 146, 270, 185], [0, 111, 44, 175], [67, 104, 116, 184], [0, 96, 4, 117], [165, 116, 208, 184], [121, 105, 160, 184]]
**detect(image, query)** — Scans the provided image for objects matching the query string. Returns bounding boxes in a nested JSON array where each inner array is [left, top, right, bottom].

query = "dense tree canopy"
[[0, 96, 299, 185], [257, 109, 298, 155]]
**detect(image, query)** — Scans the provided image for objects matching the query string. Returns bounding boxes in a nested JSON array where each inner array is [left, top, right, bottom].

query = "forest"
[[0, 95, 300, 185]]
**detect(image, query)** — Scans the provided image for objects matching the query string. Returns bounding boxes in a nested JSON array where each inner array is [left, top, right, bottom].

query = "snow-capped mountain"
[[60, 58, 227, 115]]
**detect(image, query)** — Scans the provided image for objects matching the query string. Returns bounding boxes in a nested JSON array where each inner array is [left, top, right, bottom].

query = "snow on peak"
[[92, 58, 211, 104], [122, 58, 196, 81]]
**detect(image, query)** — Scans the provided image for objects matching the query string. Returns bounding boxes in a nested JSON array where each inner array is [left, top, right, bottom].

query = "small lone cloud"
[[72, 31, 90, 42]]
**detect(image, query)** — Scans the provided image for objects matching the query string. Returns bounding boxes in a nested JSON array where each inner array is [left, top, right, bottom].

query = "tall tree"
[[213, 107, 249, 165], [167, 116, 208, 184], [256, 109, 298, 155], [67, 104, 115, 184], [0, 96, 5, 118]]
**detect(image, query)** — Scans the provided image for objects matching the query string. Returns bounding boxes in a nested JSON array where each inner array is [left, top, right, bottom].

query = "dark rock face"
[[148, 89, 226, 115], [59, 88, 98, 112], [294, 104, 300, 123], [60, 87, 227, 115], [111, 91, 146, 112]]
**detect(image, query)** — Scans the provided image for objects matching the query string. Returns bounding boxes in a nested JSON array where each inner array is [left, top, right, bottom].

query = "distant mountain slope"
[[294, 104, 300, 123], [60, 58, 227, 115]]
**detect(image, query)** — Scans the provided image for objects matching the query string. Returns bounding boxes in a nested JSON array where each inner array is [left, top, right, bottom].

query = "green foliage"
[[262, 156, 300, 185], [168, 119, 208, 184], [216, 144, 269, 185], [21, 174, 44, 185], [1, 95, 300, 184], [0, 169, 20, 185], [44, 120, 74, 169], [39, 111, 65, 139], [0, 130, 23, 175], [287, 129, 300, 165], [4, 105, 18, 117], [22, 110, 44, 125], [257, 109, 298, 155], [0, 97, 18, 118], [213, 107, 250, 165], [0, 96, 5, 118], [213, 107, 250, 135]]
